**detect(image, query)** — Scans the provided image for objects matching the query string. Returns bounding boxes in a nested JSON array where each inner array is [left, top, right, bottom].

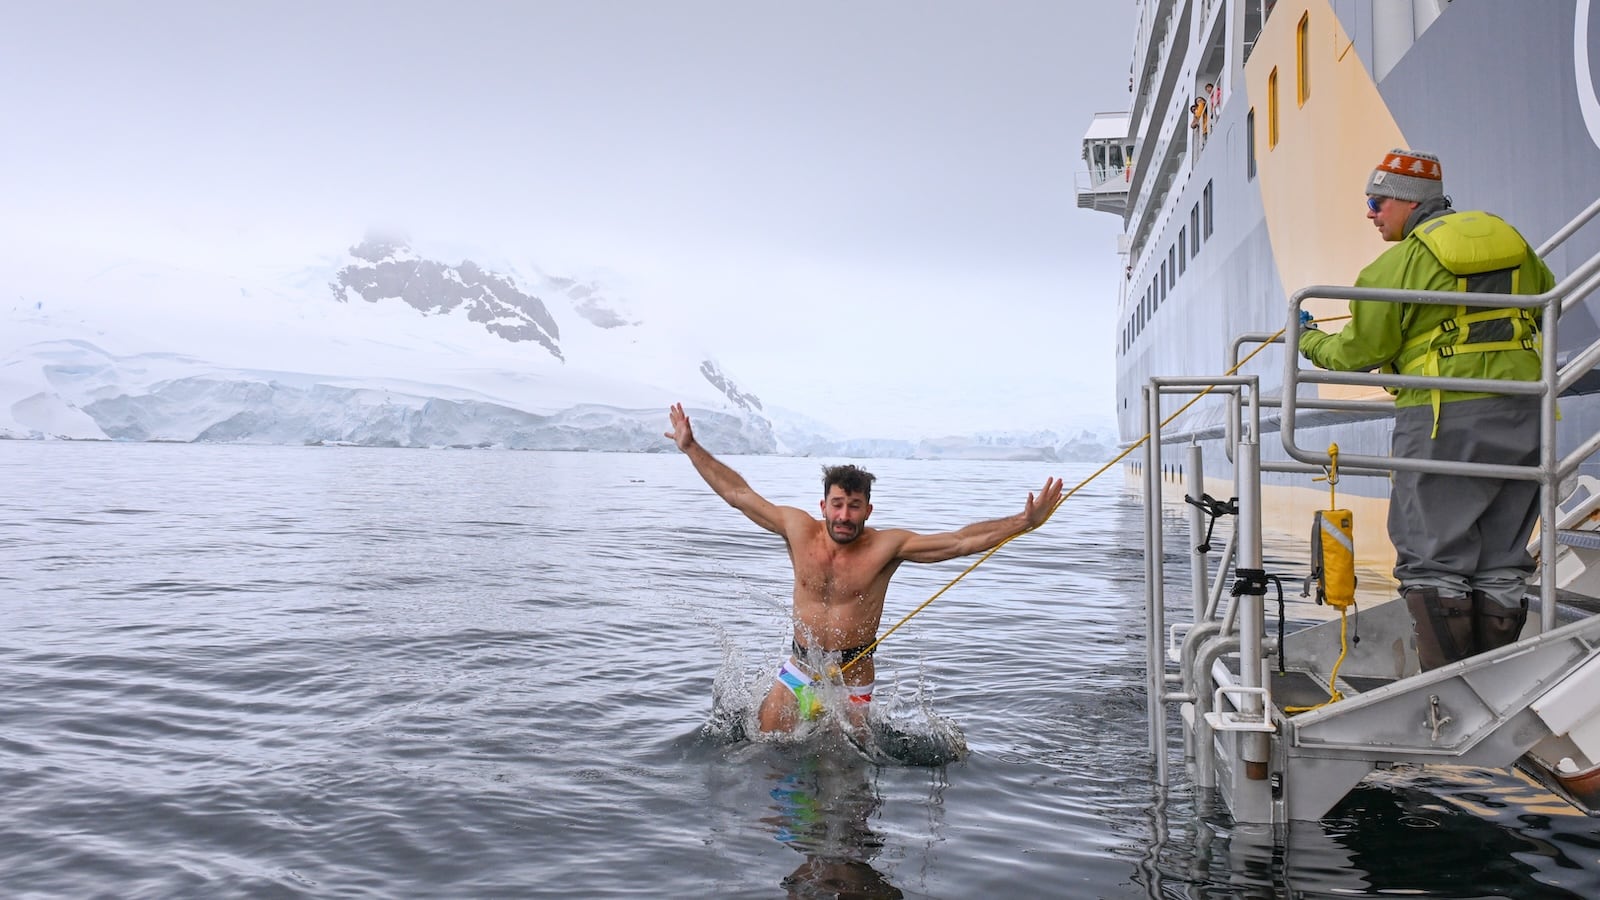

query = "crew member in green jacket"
[[1299, 148, 1554, 671]]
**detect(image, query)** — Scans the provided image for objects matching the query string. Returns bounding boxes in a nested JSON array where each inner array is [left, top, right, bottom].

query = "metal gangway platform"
[[1139, 197, 1600, 823]]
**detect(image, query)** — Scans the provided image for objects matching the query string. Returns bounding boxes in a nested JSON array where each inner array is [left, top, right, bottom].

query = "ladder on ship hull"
[[1139, 195, 1600, 824], [1147, 375, 1600, 823]]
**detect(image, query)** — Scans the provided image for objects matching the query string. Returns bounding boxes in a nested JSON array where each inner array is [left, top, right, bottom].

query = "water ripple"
[[1, 444, 1595, 898]]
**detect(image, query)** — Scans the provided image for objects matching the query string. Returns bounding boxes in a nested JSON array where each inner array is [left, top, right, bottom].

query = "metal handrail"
[[1282, 212, 1600, 632], [1144, 375, 1266, 788], [1538, 195, 1600, 257], [1284, 242, 1600, 476]]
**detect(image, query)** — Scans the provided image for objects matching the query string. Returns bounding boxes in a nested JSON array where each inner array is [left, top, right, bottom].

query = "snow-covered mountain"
[[1, 235, 1117, 460]]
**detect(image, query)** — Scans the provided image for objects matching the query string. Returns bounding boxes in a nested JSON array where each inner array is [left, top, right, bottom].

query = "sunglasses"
[[1366, 195, 1387, 214]]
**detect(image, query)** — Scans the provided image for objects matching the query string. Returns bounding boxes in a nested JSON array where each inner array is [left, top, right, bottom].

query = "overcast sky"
[[1, 1, 1137, 439]]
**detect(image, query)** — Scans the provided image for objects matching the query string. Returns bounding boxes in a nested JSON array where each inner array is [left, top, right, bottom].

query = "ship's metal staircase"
[[1139, 196, 1600, 823]]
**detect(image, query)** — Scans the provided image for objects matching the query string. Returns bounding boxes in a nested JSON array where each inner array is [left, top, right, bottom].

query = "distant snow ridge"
[[787, 429, 1116, 462], [331, 234, 564, 360], [80, 376, 776, 453], [542, 275, 636, 329]]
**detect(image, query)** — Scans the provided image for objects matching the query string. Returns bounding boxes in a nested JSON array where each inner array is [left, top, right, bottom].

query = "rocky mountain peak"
[[330, 236, 563, 361], [699, 359, 763, 413]]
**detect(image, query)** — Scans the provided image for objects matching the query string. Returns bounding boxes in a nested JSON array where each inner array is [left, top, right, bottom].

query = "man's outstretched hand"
[[665, 403, 695, 452], [1024, 477, 1066, 530]]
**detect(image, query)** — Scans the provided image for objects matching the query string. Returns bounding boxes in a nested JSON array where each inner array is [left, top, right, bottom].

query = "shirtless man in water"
[[667, 403, 1063, 733]]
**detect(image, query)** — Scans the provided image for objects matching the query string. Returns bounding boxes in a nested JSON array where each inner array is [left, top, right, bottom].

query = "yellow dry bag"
[[1311, 509, 1356, 610]]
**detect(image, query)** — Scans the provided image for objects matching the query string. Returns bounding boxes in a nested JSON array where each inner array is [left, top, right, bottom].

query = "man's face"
[[1366, 194, 1417, 242], [821, 486, 872, 545]]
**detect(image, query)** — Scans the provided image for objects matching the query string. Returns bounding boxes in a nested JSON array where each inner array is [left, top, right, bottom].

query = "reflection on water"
[[765, 740, 903, 900], [706, 644, 964, 897], [1142, 769, 1600, 899]]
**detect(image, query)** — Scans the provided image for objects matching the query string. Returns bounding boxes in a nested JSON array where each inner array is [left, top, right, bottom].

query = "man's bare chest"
[[792, 545, 888, 603]]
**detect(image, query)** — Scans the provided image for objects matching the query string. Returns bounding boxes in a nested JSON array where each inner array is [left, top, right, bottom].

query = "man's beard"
[[828, 521, 861, 544]]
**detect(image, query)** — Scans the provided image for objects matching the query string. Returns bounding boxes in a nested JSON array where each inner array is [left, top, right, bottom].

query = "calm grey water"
[[3, 441, 1598, 899]]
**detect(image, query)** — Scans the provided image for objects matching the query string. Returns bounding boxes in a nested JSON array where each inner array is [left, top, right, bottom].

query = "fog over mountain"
[[1, 236, 1116, 461]]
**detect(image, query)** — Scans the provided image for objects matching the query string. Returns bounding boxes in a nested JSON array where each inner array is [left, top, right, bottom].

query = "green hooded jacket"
[[1299, 209, 1553, 411]]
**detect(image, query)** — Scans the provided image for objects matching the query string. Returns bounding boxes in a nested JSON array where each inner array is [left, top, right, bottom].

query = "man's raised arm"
[[895, 477, 1063, 564], [666, 403, 795, 535]]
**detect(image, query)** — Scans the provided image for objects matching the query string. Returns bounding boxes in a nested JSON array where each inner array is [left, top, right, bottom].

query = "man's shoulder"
[[859, 526, 915, 556], [861, 525, 908, 544], [1355, 237, 1439, 287]]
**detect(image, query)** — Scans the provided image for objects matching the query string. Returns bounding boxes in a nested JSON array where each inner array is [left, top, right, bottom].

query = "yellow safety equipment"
[[1396, 211, 1542, 437], [1290, 445, 1355, 713], [1313, 509, 1356, 610]]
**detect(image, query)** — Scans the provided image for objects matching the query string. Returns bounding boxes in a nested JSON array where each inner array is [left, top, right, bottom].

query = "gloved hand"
[[1299, 309, 1319, 331]]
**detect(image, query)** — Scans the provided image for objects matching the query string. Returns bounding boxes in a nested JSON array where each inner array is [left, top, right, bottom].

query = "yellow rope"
[[837, 314, 1350, 676], [1283, 606, 1349, 713]]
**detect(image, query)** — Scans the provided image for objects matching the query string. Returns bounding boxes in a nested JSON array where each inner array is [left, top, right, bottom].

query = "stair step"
[[1268, 669, 1397, 715], [1557, 528, 1600, 551]]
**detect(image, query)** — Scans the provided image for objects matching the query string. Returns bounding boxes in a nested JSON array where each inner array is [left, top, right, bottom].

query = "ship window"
[[1109, 144, 1124, 171], [1296, 13, 1310, 106], [1191, 205, 1201, 254], [1268, 68, 1279, 147], [1160, 268, 1167, 303], [1178, 229, 1187, 274], [1204, 181, 1214, 238], [1247, 109, 1257, 179], [1168, 247, 1176, 287]]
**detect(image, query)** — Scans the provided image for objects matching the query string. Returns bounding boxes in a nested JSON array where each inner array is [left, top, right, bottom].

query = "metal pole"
[[1540, 296, 1560, 631], [1144, 385, 1168, 786], [1236, 439, 1269, 781], [1538, 194, 1600, 256], [1188, 443, 1208, 623]]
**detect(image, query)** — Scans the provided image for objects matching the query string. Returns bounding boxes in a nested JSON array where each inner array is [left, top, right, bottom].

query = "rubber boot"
[[1472, 590, 1529, 654], [1404, 587, 1475, 672]]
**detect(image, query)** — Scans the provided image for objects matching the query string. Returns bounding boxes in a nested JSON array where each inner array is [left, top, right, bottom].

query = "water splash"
[[698, 636, 966, 766]]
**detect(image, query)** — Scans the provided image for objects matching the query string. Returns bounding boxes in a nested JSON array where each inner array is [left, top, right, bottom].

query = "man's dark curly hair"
[[822, 464, 876, 501]]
